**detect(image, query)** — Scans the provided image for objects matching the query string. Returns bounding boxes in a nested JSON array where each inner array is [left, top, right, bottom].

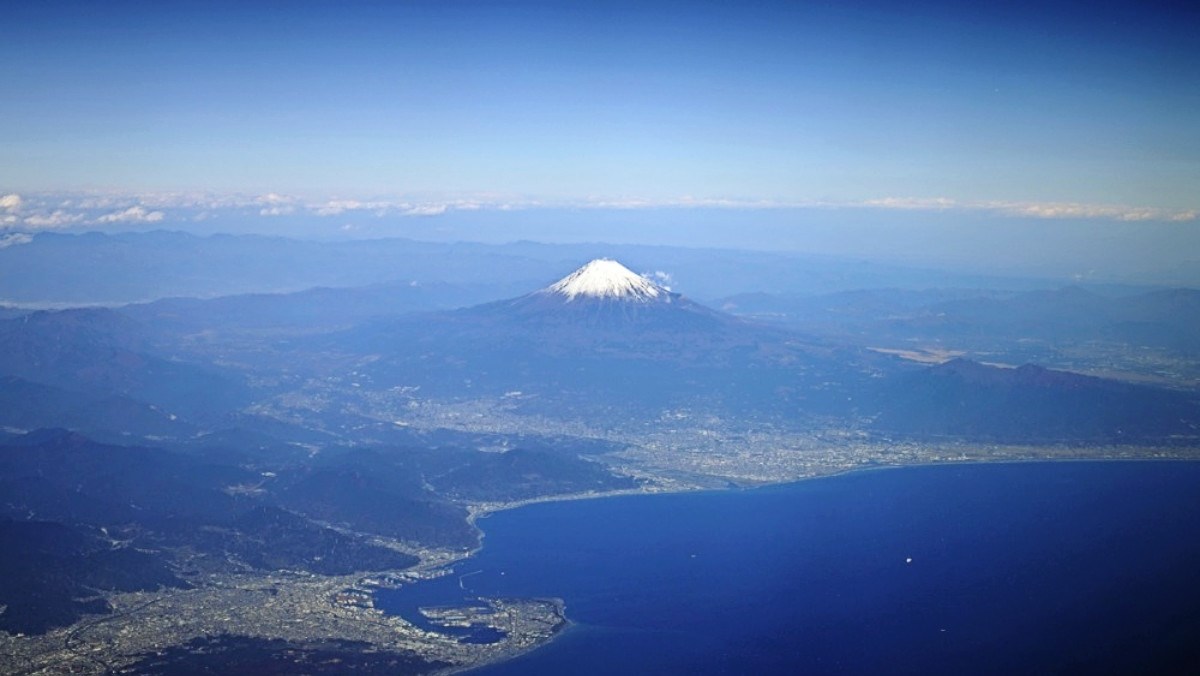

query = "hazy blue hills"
[[0, 308, 251, 424], [870, 359, 1200, 444], [0, 519, 185, 634], [0, 422, 646, 634], [272, 456, 477, 549], [0, 231, 554, 304], [1, 259, 1196, 447], [424, 447, 639, 502], [717, 286, 1200, 356], [0, 375, 192, 442], [0, 230, 1077, 306], [0, 431, 421, 632], [121, 280, 509, 336]]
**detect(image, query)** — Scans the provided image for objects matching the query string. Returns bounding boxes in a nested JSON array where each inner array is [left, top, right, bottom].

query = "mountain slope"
[[338, 260, 877, 421], [0, 308, 251, 423], [869, 359, 1200, 444], [0, 375, 193, 441]]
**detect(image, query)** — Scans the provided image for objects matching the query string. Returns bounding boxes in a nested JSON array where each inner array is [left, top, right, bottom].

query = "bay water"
[[377, 462, 1200, 674]]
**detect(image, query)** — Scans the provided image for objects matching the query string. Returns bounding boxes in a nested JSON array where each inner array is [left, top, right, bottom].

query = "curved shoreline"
[[464, 451, 1200, 533], [414, 452, 1200, 674]]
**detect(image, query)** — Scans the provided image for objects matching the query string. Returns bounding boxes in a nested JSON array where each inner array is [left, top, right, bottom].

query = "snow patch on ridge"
[[545, 259, 664, 302]]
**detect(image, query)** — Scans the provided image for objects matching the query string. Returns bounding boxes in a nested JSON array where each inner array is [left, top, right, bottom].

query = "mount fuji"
[[474, 258, 734, 333], [342, 259, 873, 419], [544, 258, 665, 302]]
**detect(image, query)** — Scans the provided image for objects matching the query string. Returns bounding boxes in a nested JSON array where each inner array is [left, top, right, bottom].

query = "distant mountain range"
[[0, 230, 1079, 305], [1, 259, 1196, 445], [717, 286, 1200, 357], [870, 359, 1200, 444], [0, 308, 250, 425], [0, 423, 634, 634], [327, 260, 1200, 441]]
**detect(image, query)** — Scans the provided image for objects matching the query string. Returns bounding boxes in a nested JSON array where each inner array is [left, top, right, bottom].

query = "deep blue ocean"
[[376, 462, 1200, 675]]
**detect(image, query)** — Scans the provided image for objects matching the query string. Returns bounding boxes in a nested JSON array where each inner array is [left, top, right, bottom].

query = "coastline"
[[463, 449, 1200, 533], [451, 448, 1200, 577], [416, 457, 1200, 675], [409, 450, 1200, 675], [11, 451, 1196, 675]]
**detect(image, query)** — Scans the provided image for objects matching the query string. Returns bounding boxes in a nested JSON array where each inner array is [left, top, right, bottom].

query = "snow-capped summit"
[[447, 255, 728, 332], [544, 259, 664, 302]]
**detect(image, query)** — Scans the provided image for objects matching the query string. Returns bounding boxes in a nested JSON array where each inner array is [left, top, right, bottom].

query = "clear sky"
[[4, 0, 1197, 203], [1, 0, 1199, 279]]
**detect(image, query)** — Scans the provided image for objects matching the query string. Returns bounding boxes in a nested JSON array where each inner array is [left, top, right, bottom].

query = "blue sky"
[[1, 0, 1198, 276], [4, 0, 1196, 203]]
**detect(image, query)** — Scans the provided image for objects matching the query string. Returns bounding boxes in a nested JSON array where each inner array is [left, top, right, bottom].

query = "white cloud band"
[[96, 206, 166, 224]]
